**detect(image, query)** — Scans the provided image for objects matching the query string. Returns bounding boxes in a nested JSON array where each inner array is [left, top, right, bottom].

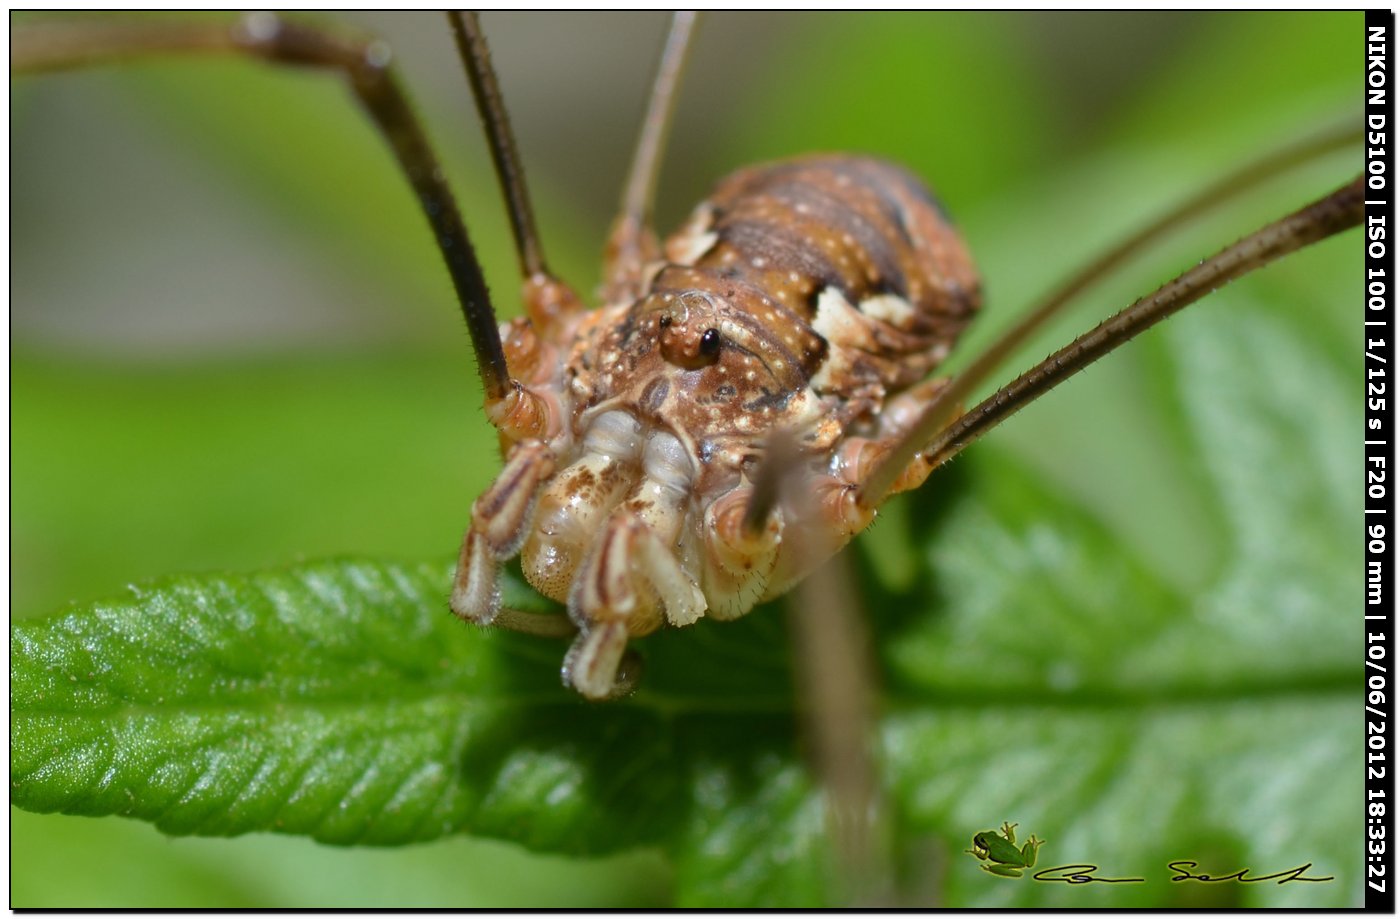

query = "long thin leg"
[[788, 553, 890, 905], [742, 424, 802, 536], [922, 174, 1364, 471], [491, 608, 577, 639], [12, 13, 513, 404], [762, 433, 891, 904], [859, 123, 1363, 504], [446, 11, 546, 280], [447, 12, 587, 332], [602, 11, 700, 302], [967, 123, 1360, 391]]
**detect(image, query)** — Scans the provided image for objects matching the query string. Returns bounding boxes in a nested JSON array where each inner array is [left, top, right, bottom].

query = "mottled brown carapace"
[[453, 155, 980, 698]]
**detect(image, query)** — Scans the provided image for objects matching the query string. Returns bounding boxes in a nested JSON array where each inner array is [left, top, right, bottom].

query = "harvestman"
[[12, 11, 1364, 901]]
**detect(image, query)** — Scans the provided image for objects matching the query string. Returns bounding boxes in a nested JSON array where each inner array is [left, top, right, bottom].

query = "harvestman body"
[[455, 155, 982, 699], [12, 12, 1365, 702]]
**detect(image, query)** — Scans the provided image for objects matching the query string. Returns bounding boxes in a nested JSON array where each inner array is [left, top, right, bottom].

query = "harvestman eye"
[[698, 328, 722, 357]]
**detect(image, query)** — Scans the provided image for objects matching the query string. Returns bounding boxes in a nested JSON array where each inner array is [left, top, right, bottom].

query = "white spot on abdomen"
[[860, 292, 916, 325]]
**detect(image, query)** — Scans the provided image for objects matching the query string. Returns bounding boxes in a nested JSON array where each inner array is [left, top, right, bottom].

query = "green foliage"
[[13, 300, 1359, 906], [12, 10, 1360, 909]]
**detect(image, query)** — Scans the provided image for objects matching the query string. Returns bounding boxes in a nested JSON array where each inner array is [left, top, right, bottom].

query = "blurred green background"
[[12, 11, 1360, 907]]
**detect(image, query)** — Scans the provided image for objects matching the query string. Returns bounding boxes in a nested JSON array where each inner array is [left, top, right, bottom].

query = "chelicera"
[[12, 12, 1364, 703]]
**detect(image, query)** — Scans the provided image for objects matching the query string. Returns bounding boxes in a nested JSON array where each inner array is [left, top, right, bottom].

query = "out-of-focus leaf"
[[6, 807, 671, 908], [9, 352, 494, 618], [719, 12, 1053, 212]]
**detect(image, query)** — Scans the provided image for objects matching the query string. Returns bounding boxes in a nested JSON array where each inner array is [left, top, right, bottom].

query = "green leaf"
[[16, 560, 504, 844], [880, 302, 1356, 910], [9, 552, 780, 852], [12, 558, 690, 849]]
